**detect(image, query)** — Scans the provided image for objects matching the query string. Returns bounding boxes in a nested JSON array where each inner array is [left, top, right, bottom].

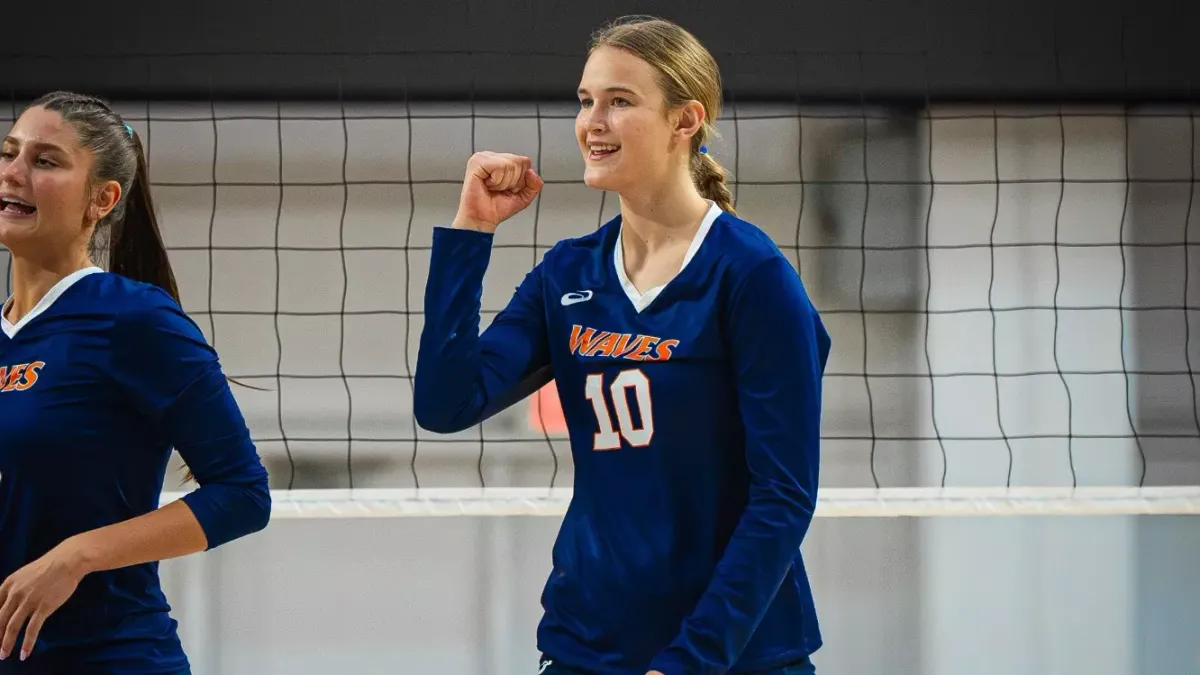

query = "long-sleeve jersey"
[[415, 202, 830, 675], [0, 267, 271, 674]]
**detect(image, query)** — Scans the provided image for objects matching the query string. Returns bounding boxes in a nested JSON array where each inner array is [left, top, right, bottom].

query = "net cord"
[[160, 486, 1200, 518]]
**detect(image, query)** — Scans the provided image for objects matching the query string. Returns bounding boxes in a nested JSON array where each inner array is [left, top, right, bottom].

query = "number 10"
[[584, 369, 654, 450]]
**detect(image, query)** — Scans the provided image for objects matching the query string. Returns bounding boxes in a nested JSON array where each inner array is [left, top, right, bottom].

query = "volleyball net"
[[5, 96, 1195, 518]]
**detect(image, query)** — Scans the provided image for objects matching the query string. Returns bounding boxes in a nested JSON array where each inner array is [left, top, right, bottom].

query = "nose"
[[583, 105, 607, 133], [0, 155, 26, 187]]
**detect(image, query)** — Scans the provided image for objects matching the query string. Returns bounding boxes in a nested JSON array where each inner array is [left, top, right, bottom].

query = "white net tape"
[[160, 486, 1200, 518]]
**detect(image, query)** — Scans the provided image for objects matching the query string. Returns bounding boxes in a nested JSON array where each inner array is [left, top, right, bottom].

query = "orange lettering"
[[13, 361, 44, 391], [570, 325, 682, 362], [611, 333, 632, 356], [586, 332, 621, 357], [651, 339, 679, 361], [627, 337, 660, 361], [569, 325, 601, 356], [3, 365, 27, 392], [0, 361, 46, 392]]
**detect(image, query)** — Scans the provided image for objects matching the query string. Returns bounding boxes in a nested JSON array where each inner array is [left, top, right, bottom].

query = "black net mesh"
[[3, 92, 1198, 496]]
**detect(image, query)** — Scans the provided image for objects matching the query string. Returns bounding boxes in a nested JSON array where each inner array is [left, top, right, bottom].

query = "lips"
[[0, 196, 36, 217], [588, 143, 620, 160]]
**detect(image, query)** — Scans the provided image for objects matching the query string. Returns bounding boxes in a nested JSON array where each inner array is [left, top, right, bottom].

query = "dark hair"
[[29, 91, 192, 478], [589, 16, 735, 214], [29, 91, 181, 302]]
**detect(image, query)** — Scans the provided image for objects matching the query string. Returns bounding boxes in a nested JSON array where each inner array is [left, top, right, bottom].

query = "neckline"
[[1, 266, 105, 339], [612, 200, 722, 313]]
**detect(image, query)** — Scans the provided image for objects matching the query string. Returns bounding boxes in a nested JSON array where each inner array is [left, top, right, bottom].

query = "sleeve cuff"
[[180, 481, 271, 550], [432, 224, 495, 241]]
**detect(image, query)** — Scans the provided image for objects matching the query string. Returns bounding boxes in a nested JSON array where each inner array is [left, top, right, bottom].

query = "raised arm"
[[412, 151, 549, 434], [413, 227, 554, 432], [649, 255, 831, 674]]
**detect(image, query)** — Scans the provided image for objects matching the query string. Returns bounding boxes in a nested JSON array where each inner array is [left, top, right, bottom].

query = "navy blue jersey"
[[416, 203, 830, 675], [0, 267, 271, 674]]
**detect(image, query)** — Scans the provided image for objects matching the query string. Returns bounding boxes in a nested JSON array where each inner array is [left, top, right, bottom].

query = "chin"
[[0, 215, 41, 250], [582, 165, 629, 192]]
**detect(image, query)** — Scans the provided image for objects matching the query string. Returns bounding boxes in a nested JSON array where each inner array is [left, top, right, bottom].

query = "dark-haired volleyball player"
[[415, 16, 828, 675], [0, 91, 271, 674]]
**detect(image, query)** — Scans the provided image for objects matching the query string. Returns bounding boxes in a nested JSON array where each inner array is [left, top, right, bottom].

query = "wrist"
[[55, 534, 101, 578], [450, 216, 496, 233]]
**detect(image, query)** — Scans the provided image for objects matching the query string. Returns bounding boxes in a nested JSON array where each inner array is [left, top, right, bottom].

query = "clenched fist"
[[450, 151, 544, 233]]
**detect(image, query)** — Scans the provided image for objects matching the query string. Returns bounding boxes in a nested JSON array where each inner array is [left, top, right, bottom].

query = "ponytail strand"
[[106, 129, 181, 303], [693, 149, 735, 214]]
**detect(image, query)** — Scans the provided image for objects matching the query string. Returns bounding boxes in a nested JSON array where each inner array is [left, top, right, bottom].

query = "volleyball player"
[[415, 16, 828, 675], [0, 91, 271, 673]]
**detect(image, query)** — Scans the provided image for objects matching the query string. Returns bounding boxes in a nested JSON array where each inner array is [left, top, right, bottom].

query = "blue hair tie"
[[124, 124, 134, 137], [698, 144, 708, 155]]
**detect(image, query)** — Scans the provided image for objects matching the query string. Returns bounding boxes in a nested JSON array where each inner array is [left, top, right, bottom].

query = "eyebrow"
[[1, 136, 67, 154], [577, 86, 639, 97]]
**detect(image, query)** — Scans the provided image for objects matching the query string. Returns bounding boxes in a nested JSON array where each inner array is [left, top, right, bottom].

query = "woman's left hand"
[[0, 541, 87, 662]]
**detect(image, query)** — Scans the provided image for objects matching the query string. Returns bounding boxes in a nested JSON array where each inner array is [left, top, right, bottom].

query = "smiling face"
[[575, 18, 730, 211], [575, 45, 687, 194], [0, 104, 122, 261]]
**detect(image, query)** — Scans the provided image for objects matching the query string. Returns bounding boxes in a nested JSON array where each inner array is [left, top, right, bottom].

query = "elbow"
[[195, 474, 273, 549], [749, 471, 818, 534], [752, 488, 815, 550], [413, 398, 474, 434], [411, 389, 446, 432], [227, 455, 273, 537], [758, 482, 816, 518], [412, 372, 478, 434], [223, 479, 273, 543], [412, 374, 444, 432], [212, 480, 272, 546], [244, 478, 273, 535], [413, 337, 512, 433]]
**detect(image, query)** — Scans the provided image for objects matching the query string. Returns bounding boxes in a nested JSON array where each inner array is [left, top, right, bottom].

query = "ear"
[[89, 180, 122, 223], [672, 100, 706, 145]]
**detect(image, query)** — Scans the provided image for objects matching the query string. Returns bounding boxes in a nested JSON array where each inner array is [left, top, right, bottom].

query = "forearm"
[[58, 500, 209, 577], [415, 226, 551, 432], [413, 227, 496, 432]]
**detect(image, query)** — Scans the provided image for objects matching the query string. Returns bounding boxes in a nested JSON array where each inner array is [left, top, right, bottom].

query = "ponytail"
[[694, 150, 736, 215], [112, 129, 265, 483], [103, 129, 200, 483], [105, 130, 181, 303], [113, 132, 200, 483]]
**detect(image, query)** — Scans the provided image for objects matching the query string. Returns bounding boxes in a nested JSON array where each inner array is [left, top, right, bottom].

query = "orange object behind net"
[[527, 381, 568, 434]]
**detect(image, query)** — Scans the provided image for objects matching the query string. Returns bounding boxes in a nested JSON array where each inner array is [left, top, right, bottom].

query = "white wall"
[[2, 99, 1198, 675]]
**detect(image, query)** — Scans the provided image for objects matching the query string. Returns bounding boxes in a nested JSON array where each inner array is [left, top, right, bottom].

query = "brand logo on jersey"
[[560, 290, 593, 306], [569, 324, 678, 362], [0, 361, 44, 392]]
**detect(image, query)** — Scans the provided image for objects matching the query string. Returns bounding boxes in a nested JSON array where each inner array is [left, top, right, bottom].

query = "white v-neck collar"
[[1, 266, 104, 338], [613, 200, 722, 313]]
